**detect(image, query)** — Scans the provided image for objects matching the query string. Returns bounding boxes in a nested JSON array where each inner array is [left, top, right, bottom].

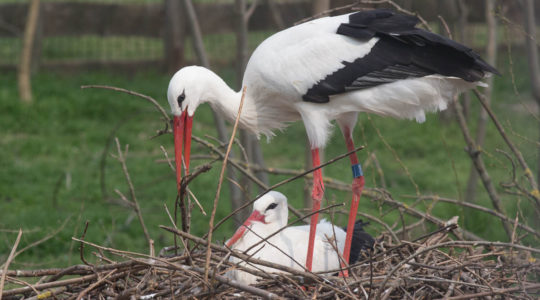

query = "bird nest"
[[2, 222, 539, 299]]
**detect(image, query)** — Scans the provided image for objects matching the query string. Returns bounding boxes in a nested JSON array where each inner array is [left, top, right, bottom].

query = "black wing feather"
[[343, 220, 374, 265], [302, 9, 499, 103]]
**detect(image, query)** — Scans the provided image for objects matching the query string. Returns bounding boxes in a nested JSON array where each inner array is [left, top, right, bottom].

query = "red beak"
[[173, 110, 193, 193], [225, 210, 266, 248]]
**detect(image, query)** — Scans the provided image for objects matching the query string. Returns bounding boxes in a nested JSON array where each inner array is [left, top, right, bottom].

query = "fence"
[[0, 0, 518, 72]]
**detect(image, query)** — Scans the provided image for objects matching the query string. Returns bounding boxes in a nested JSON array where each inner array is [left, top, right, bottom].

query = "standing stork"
[[167, 9, 498, 273]]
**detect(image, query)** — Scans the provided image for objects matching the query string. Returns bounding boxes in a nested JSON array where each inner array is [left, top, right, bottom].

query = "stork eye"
[[177, 90, 185, 107], [266, 203, 278, 211]]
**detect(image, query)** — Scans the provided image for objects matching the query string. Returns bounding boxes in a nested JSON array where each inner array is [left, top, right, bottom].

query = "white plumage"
[[225, 191, 346, 285], [166, 9, 497, 274]]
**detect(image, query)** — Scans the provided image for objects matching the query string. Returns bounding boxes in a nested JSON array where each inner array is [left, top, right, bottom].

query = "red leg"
[[341, 128, 364, 277], [305, 148, 324, 271]]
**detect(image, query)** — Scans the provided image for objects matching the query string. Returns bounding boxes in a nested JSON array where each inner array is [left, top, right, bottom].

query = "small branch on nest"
[[0, 229, 22, 300], [204, 86, 247, 281], [114, 137, 152, 251]]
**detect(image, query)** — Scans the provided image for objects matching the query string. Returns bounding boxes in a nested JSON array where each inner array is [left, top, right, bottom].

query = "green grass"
[[0, 46, 539, 270]]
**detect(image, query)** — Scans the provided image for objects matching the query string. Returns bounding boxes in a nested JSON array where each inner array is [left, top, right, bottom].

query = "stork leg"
[[305, 148, 324, 271], [341, 127, 364, 277]]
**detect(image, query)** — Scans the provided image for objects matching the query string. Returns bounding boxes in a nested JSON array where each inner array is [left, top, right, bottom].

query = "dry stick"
[[357, 211, 400, 244], [212, 145, 365, 234], [204, 86, 246, 281], [295, 1, 361, 25], [359, 0, 432, 30], [161, 226, 356, 299], [73, 238, 281, 299], [2, 268, 145, 298], [366, 189, 483, 241], [152, 259, 282, 300], [445, 283, 540, 300], [368, 116, 420, 196], [0, 229, 22, 300], [114, 137, 152, 249], [75, 268, 117, 300], [0, 217, 71, 269], [240, 203, 345, 270], [453, 100, 512, 238], [161, 226, 322, 282], [410, 195, 539, 239], [473, 89, 540, 211], [374, 240, 540, 300], [78, 221, 92, 266], [80, 85, 170, 123], [191, 135, 305, 219]]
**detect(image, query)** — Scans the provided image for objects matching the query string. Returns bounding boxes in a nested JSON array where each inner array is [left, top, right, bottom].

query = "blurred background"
[[1, 0, 539, 268]]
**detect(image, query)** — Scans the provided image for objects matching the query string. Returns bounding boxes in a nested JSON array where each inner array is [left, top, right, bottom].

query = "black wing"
[[343, 220, 374, 265], [303, 9, 499, 103]]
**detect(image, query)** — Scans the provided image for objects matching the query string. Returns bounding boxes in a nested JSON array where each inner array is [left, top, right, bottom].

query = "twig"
[[75, 269, 117, 300], [212, 144, 365, 233], [114, 137, 152, 249], [473, 89, 540, 212], [295, 1, 360, 25], [0, 229, 22, 300], [1, 217, 71, 269], [80, 85, 170, 123], [445, 283, 540, 300], [409, 195, 539, 239], [204, 86, 247, 281], [453, 99, 512, 238], [79, 221, 92, 266]]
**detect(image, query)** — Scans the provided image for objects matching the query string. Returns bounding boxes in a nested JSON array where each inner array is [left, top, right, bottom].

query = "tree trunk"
[[457, 0, 471, 119], [18, 0, 40, 103], [312, 0, 330, 16], [523, 0, 540, 187], [464, 0, 497, 204], [181, 0, 243, 225], [164, 0, 186, 73], [265, 0, 285, 30], [235, 0, 268, 223]]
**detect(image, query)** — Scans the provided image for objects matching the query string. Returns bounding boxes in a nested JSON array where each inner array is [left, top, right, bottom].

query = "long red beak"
[[225, 210, 266, 248], [173, 110, 193, 193]]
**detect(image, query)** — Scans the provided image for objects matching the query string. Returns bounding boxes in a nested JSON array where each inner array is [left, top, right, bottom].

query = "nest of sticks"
[[1, 218, 539, 299], [3, 37, 540, 297]]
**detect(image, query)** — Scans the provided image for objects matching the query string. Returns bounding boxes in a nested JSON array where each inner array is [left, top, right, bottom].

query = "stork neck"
[[204, 76, 247, 126]]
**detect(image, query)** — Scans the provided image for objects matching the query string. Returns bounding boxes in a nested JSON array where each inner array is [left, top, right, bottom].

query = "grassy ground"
[[1, 45, 539, 269]]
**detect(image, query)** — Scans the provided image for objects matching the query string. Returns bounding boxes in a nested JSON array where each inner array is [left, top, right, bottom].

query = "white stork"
[[167, 9, 498, 273], [224, 191, 373, 284]]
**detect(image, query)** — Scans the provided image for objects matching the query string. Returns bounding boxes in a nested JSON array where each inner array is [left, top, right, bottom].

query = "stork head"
[[225, 191, 289, 248], [167, 66, 213, 191]]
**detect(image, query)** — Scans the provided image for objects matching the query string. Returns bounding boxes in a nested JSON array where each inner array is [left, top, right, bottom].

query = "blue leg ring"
[[352, 163, 363, 178]]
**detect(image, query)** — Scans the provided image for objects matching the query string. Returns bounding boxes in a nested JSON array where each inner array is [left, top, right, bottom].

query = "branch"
[[80, 84, 171, 125], [0, 229, 22, 300], [114, 137, 152, 249], [204, 86, 246, 280]]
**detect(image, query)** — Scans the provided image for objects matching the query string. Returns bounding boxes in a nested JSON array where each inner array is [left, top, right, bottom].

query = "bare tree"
[[312, 0, 330, 16], [464, 0, 498, 204], [181, 0, 243, 224], [522, 0, 540, 187], [164, 0, 187, 73], [235, 0, 269, 223], [265, 0, 285, 30], [18, 0, 41, 103], [456, 0, 471, 119]]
